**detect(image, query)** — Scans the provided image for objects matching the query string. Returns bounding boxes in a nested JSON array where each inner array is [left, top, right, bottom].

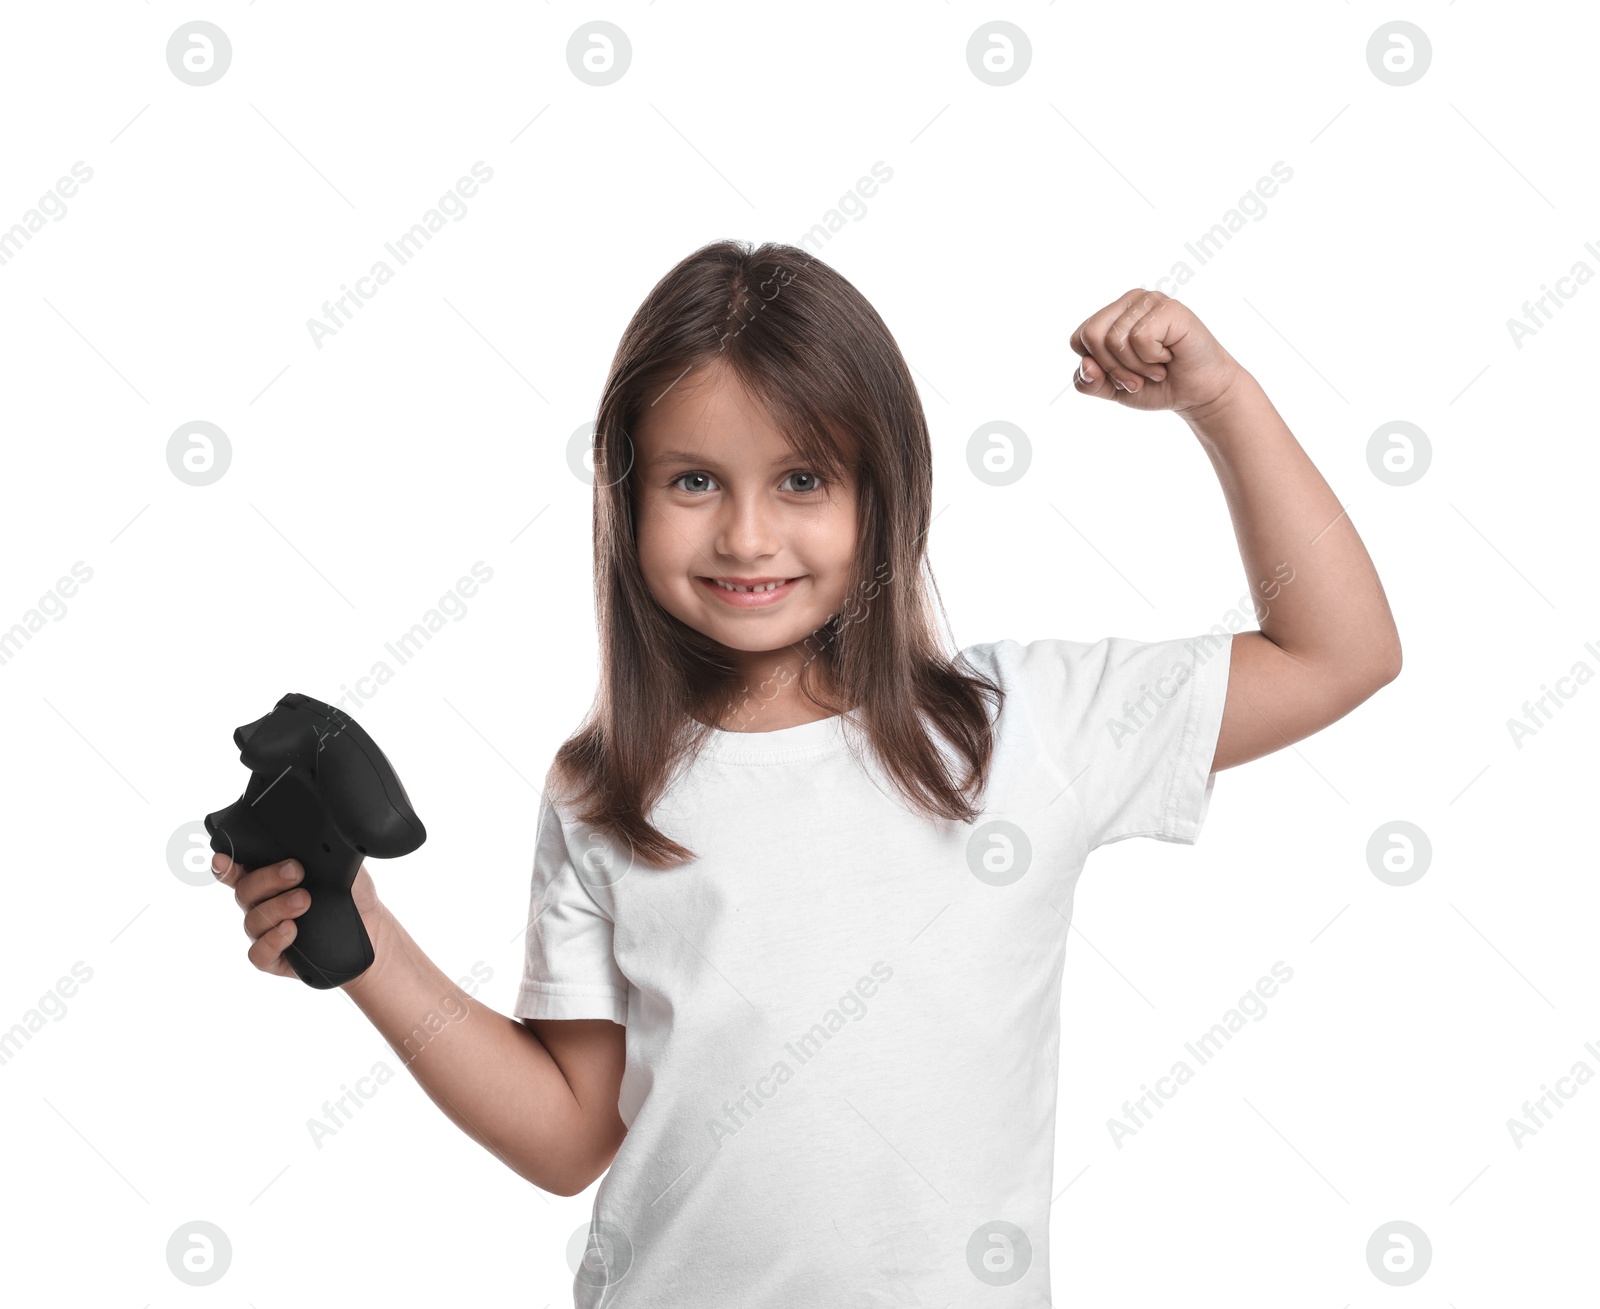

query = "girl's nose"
[[713, 497, 781, 559]]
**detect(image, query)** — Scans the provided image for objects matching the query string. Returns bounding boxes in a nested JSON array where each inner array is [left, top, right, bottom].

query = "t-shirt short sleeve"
[[513, 794, 629, 1026], [1001, 632, 1234, 851]]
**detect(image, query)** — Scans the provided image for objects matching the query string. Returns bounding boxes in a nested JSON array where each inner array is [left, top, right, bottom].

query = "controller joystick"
[[205, 693, 425, 989]]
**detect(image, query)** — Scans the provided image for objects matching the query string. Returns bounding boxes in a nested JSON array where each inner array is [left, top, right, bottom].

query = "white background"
[[2, 1, 1595, 1304]]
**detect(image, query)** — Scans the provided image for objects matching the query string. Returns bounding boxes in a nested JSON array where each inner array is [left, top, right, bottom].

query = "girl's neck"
[[708, 699, 841, 734], [698, 676, 846, 734]]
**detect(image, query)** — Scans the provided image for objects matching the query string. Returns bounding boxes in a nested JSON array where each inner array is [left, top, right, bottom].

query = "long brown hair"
[[549, 239, 1004, 868]]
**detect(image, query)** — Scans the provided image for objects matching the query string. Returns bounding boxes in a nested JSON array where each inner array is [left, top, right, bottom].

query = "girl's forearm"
[[342, 903, 589, 1195], [1183, 370, 1402, 679]]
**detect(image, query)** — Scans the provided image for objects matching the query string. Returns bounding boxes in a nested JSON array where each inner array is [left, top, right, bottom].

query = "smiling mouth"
[[702, 577, 801, 593], [696, 576, 804, 604]]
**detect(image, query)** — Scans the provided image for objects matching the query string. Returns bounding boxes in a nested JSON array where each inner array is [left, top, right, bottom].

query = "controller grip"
[[281, 878, 372, 990], [205, 769, 374, 990]]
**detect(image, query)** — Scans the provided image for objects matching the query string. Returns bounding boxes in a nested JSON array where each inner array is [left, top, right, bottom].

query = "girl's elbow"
[[1376, 633, 1403, 685]]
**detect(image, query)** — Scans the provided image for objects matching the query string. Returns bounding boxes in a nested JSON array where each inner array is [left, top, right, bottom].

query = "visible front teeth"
[[715, 579, 786, 592]]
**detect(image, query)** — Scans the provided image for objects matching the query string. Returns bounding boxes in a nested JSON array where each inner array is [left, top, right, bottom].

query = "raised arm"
[[1071, 289, 1402, 774]]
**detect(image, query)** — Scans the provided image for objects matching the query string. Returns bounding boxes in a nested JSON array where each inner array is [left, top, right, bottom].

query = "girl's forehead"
[[636, 396, 791, 457], [632, 365, 859, 477], [646, 369, 778, 429]]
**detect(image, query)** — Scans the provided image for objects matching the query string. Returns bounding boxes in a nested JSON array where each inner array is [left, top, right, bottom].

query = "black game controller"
[[205, 694, 426, 989]]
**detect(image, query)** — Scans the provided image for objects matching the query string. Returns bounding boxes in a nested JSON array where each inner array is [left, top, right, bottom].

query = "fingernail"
[[281, 862, 301, 881], [210, 853, 226, 876], [1112, 378, 1127, 392]]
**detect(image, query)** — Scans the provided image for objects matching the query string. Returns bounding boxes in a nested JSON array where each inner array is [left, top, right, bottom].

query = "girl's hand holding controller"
[[210, 852, 385, 984]]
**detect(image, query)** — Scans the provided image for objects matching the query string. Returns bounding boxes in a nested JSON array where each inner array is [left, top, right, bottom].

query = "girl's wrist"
[[344, 900, 404, 1000], [1180, 365, 1261, 442]]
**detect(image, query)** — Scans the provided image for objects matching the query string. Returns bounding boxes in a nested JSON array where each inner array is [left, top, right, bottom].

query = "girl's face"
[[631, 364, 858, 687]]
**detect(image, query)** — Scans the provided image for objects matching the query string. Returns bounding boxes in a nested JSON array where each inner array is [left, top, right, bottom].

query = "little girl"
[[217, 240, 1400, 1307]]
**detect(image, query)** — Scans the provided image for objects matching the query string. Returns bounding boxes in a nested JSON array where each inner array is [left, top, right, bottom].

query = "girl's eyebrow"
[[648, 449, 798, 468]]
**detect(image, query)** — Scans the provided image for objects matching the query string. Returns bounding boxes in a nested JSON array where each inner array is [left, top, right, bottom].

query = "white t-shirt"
[[516, 631, 1234, 1308]]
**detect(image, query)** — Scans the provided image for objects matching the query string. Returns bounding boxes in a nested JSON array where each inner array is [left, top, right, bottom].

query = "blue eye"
[[671, 472, 716, 493]]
